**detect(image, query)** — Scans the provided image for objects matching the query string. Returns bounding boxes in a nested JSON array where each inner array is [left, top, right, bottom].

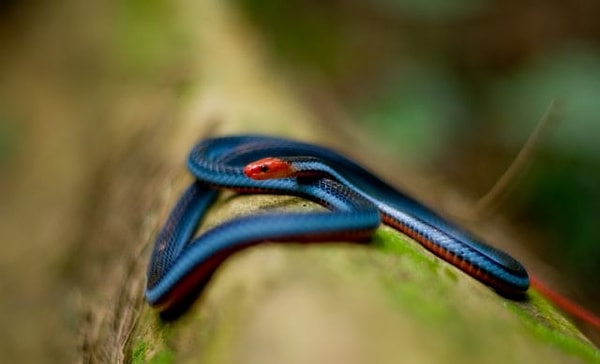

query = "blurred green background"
[[1, 0, 599, 361]]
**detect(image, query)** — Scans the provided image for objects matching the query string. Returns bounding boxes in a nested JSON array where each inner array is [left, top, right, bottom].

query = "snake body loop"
[[146, 135, 529, 311]]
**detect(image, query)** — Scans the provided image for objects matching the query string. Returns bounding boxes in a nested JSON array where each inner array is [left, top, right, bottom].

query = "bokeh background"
[[1, 0, 599, 362]]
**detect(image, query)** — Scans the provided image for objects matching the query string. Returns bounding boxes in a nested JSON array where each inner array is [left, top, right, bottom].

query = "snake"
[[145, 134, 529, 312]]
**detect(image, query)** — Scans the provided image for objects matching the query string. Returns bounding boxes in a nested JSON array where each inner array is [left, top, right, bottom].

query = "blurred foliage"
[[114, 0, 189, 78], [371, 0, 489, 21], [353, 60, 466, 162], [494, 46, 600, 285], [0, 107, 20, 175], [495, 46, 600, 159], [0, 114, 16, 168], [236, 0, 600, 300]]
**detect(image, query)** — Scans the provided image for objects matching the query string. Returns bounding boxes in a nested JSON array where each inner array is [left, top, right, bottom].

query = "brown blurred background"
[[1, 0, 599, 362]]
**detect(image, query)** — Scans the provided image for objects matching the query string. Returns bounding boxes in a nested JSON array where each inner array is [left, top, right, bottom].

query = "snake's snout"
[[244, 157, 292, 180]]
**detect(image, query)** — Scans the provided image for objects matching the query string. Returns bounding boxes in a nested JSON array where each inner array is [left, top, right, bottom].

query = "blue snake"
[[145, 135, 529, 312]]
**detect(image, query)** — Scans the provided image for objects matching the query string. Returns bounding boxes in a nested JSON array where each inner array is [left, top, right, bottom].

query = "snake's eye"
[[260, 164, 268, 173]]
